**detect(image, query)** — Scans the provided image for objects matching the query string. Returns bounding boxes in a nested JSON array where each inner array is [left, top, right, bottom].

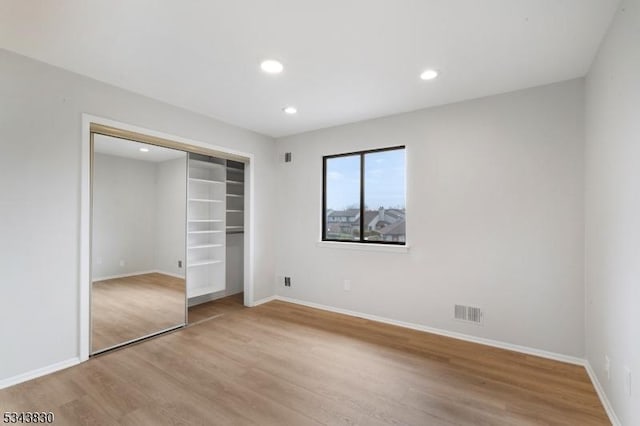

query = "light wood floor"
[[2, 299, 608, 425], [92, 273, 186, 352]]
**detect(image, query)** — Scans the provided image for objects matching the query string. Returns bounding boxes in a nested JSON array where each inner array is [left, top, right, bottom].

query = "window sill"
[[316, 241, 410, 253]]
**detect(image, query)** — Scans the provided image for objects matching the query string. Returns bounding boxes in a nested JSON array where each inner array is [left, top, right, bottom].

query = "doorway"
[[80, 116, 254, 359]]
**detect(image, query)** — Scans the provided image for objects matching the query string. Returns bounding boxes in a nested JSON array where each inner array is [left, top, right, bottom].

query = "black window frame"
[[322, 145, 406, 245]]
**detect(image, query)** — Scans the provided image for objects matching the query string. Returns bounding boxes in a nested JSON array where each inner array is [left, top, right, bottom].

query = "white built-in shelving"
[[189, 243, 224, 249], [186, 154, 226, 300], [188, 177, 225, 184], [225, 160, 245, 235], [185, 157, 245, 303], [188, 230, 223, 234], [189, 198, 223, 203]]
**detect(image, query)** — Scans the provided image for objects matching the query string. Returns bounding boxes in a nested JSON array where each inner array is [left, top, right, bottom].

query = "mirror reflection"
[[91, 135, 187, 353]]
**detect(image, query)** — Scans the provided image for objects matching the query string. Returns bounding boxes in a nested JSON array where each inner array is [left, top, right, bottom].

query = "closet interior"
[[186, 154, 245, 309]]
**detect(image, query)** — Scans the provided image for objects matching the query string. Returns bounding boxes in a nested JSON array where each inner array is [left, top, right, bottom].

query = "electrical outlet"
[[343, 279, 351, 291], [284, 276, 291, 287], [605, 356, 610, 381], [624, 366, 631, 396], [178, 260, 183, 268]]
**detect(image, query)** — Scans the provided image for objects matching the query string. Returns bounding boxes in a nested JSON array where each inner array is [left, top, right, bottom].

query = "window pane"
[[325, 155, 361, 241], [364, 149, 405, 242]]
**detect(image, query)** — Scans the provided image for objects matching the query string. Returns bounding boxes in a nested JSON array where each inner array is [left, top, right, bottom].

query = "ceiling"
[[94, 134, 185, 162], [0, 0, 619, 138]]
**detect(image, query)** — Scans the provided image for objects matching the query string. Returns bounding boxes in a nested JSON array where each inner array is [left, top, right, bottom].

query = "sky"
[[326, 149, 405, 211]]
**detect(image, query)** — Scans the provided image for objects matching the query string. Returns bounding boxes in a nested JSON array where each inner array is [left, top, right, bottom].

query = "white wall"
[[0, 49, 276, 383], [585, 0, 640, 423], [92, 153, 157, 279], [155, 157, 187, 278], [92, 154, 186, 280], [275, 79, 585, 357]]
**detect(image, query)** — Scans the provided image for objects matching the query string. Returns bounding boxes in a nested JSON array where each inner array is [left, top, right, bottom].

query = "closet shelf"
[[189, 286, 224, 298], [226, 226, 244, 230], [188, 230, 224, 234], [189, 159, 225, 169], [226, 180, 243, 185], [226, 209, 243, 213], [226, 194, 243, 198], [189, 219, 223, 223], [188, 259, 223, 267], [189, 177, 225, 184], [189, 244, 224, 249], [189, 198, 223, 203]]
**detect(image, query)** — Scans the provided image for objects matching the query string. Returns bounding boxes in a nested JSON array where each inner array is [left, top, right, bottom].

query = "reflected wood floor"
[[2, 300, 608, 425], [92, 273, 186, 352]]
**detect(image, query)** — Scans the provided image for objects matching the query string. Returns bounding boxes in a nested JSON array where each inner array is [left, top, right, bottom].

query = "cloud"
[[327, 171, 343, 180]]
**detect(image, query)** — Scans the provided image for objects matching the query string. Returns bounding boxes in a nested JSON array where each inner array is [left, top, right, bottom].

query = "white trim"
[[92, 270, 185, 282], [0, 358, 80, 390], [85, 114, 255, 159], [251, 295, 278, 307], [243, 158, 255, 307], [154, 270, 186, 280], [585, 360, 621, 426], [316, 241, 410, 253], [79, 115, 91, 362], [274, 296, 584, 365], [80, 114, 256, 362]]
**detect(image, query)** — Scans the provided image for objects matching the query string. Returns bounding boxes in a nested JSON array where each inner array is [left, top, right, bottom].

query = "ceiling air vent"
[[454, 304, 483, 325]]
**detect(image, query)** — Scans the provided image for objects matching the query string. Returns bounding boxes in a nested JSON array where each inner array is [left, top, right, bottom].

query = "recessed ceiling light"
[[260, 59, 284, 74], [420, 69, 439, 81], [283, 106, 297, 115], [139, 147, 149, 152]]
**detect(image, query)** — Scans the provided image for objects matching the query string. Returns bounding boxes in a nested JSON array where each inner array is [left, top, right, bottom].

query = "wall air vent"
[[454, 304, 483, 325]]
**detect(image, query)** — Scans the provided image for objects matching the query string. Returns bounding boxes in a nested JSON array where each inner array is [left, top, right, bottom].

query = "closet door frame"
[[79, 114, 255, 361]]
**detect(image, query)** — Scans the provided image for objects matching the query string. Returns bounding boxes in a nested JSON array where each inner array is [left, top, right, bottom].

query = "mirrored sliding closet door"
[[90, 134, 187, 354]]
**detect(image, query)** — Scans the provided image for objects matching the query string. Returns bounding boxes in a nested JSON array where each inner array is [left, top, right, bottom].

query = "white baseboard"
[[93, 270, 157, 282], [93, 270, 185, 282], [155, 270, 186, 280], [585, 360, 621, 426], [251, 295, 278, 307], [0, 357, 80, 390], [274, 296, 585, 366]]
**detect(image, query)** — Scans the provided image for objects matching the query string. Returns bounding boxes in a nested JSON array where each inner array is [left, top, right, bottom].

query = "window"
[[323, 146, 406, 245]]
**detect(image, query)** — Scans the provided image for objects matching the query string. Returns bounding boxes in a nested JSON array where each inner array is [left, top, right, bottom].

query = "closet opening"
[[81, 117, 254, 358], [183, 154, 247, 322]]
